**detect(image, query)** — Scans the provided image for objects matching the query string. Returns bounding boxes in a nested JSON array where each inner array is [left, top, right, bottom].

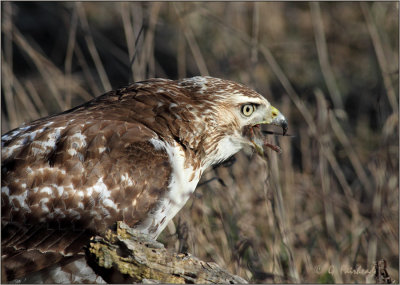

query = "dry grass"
[[1, 2, 398, 283]]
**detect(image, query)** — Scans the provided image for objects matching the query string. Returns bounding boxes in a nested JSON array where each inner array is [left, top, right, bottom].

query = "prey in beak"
[[244, 106, 288, 157]]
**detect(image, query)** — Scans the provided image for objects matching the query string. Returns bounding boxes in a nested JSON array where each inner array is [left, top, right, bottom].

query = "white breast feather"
[[137, 138, 202, 238]]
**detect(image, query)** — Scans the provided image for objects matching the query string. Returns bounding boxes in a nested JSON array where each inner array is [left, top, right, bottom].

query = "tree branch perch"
[[86, 222, 248, 284]]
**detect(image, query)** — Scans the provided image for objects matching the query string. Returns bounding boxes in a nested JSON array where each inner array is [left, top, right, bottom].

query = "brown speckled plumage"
[[1, 76, 287, 282]]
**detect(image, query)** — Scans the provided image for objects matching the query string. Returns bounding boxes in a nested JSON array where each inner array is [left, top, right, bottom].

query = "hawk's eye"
[[241, 104, 255, 117]]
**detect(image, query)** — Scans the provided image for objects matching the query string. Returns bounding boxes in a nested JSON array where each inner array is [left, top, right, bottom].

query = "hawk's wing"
[[1, 112, 172, 280]]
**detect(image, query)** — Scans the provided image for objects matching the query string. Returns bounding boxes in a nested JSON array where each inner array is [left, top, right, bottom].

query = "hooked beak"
[[255, 106, 288, 136], [248, 106, 288, 156], [269, 106, 288, 136]]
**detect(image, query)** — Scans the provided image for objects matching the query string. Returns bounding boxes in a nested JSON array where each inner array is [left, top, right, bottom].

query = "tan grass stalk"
[[310, 2, 344, 110], [76, 2, 112, 92], [2, 3, 19, 129], [64, 8, 79, 109], [24, 80, 48, 117], [177, 32, 187, 79], [329, 112, 371, 192], [143, 3, 161, 79], [2, 57, 19, 129], [361, 2, 398, 115], [2, 59, 39, 120], [73, 43, 101, 96], [269, 150, 300, 282], [130, 3, 145, 81], [174, 4, 209, 76], [120, 3, 136, 82], [12, 27, 65, 110]]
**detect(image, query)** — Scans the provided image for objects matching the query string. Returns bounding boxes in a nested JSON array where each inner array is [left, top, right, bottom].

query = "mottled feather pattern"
[[1, 76, 280, 282]]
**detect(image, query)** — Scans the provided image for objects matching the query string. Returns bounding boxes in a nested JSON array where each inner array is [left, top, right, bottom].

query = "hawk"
[[1, 76, 287, 283]]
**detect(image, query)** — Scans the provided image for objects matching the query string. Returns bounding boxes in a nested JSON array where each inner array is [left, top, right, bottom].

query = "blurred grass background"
[[1, 2, 398, 283]]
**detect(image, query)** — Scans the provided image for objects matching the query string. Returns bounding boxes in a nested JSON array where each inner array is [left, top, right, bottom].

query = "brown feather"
[[2, 76, 272, 281]]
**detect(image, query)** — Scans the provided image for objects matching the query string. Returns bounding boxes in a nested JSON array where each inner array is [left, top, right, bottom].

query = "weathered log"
[[86, 221, 248, 284]]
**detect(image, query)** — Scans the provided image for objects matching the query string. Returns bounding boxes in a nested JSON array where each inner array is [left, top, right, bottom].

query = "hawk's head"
[[173, 76, 288, 167], [77, 76, 288, 170]]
